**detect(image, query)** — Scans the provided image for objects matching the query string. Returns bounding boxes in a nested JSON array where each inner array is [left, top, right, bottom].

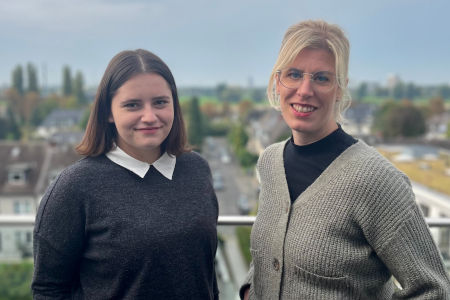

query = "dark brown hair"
[[76, 49, 189, 157]]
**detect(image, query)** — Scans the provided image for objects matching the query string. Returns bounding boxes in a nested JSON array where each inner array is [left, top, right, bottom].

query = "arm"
[[376, 205, 450, 299], [32, 173, 86, 299], [358, 164, 450, 299]]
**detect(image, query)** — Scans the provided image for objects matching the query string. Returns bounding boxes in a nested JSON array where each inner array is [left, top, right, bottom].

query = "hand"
[[243, 287, 249, 300]]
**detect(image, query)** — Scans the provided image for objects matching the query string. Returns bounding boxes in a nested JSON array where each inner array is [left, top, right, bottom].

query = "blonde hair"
[[267, 20, 351, 123]]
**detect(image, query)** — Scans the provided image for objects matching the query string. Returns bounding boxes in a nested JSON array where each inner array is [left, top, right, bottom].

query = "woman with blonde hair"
[[241, 20, 450, 299]]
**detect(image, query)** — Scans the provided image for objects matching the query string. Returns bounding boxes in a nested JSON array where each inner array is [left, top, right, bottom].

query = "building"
[[36, 108, 85, 139], [0, 141, 81, 261]]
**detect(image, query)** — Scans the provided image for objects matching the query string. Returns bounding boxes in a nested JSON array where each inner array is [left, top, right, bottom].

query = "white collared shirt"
[[106, 146, 176, 180]]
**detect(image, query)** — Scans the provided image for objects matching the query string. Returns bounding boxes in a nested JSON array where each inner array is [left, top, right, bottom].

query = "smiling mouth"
[[292, 104, 316, 113], [135, 126, 161, 131]]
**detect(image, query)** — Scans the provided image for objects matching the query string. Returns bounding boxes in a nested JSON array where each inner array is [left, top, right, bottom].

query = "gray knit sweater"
[[244, 140, 450, 299], [32, 152, 218, 299]]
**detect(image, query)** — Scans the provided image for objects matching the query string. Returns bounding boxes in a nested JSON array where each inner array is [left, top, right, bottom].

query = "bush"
[[235, 226, 252, 266], [0, 261, 33, 300]]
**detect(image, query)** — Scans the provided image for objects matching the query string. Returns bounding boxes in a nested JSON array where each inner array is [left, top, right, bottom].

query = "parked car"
[[213, 172, 224, 191], [237, 194, 251, 215]]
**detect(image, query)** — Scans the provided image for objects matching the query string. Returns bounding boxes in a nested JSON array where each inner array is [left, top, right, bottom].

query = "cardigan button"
[[272, 258, 280, 271]]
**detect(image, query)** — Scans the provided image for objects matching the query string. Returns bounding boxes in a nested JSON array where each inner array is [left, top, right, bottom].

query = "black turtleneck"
[[283, 126, 357, 203]]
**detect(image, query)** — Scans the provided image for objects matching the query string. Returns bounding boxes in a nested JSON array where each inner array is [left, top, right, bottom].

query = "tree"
[[373, 100, 426, 138], [356, 82, 368, 100], [238, 99, 254, 121], [216, 83, 227, 101], [12, 65, 24, 96], [392, 81, 405, 99], [187, 97, 204, 150], [429, 96, 445, 116], [0, 262, 33, 300], [30, 96, 59, 127], [228, 123, 248, 152], [62, 65, 72, 96], [201, 102, 219, 119], [26, 63, 39, 93], [405, 82, 419, 100], [73, 71, 87, 104]]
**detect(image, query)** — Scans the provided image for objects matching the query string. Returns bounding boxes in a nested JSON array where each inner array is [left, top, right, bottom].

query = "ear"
[[275, 73, 281, 94], [108, 115, 114, 123]]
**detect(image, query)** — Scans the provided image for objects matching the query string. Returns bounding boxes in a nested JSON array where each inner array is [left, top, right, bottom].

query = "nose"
[[141, 104, 158, 123], [296, 76, 314, 97]]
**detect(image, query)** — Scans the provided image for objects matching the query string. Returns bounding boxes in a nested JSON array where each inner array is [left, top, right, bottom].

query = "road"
[[203, 136, 258, 300]]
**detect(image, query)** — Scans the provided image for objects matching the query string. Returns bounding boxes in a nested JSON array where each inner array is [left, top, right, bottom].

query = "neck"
[[292, 123, 339, 146]]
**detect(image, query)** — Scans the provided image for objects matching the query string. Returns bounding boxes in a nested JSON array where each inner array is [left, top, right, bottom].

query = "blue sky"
[[1, 0, 449, 89]]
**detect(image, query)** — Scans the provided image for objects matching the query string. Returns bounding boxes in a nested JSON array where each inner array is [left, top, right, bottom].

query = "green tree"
[[228, 123, 248, 152], [216, 83, 227, 101], [12, 65, 24, 96], [30, 96, 59, 127], [26, 63, 39, 93], [356, 82, 368, 100], [62, 65, 72, 96], [187, 97, 204, 150], [405, 82, 419, 100], [373, 100, 426, 138], [392, 82, 405, 99], [73, 71, 87, 104]]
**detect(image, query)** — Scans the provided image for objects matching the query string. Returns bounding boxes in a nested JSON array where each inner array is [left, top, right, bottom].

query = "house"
[[36, 108, 85, 139], [0, 141, 81, 261], [341, 102, 376, 139], [247, 108, 290, 155]]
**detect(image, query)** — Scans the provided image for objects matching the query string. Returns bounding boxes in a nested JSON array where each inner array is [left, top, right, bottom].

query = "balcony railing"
[[1, 214, 450, 227]]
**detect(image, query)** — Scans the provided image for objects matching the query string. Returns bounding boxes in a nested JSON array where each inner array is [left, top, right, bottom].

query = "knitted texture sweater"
[[244, 140, 450, 299], [32, 152, 219, 300]]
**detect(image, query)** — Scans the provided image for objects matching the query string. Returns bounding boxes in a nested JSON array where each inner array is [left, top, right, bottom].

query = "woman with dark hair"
[[32, 49, 219, 300]]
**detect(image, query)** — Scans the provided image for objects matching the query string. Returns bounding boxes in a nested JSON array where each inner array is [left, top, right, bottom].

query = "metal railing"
[[1, 215, 450, 227]]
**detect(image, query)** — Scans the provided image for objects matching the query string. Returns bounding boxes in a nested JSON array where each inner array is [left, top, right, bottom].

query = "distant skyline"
[[1, 0, 449, 89]]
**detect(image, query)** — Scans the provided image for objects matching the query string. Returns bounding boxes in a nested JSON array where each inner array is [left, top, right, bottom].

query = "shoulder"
[[346, 141, 410, 185], [258, 140, 287, 165], [343, 141, 415, 213], [176, 151, 211, 174], [57, 155, 112, 184]]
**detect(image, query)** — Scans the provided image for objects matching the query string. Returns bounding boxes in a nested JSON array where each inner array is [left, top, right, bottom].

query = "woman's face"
[[276, 48, 340, 145], [109, 73, 174, 163]]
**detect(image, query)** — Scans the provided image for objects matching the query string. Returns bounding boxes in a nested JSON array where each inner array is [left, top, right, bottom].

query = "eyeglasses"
[[276, 69, 338, 92]]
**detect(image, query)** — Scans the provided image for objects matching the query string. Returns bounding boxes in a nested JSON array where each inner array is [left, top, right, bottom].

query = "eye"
[[286, 70, 303, 80], [313, 72, 332, 83], [123, 102, 140, 109], [153, 98, 170, 107]]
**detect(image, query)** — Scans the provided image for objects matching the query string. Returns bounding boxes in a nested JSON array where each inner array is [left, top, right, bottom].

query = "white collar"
[[106, 146, 176, 180]]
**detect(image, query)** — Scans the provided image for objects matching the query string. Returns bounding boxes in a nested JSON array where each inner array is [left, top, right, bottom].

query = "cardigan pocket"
[[293, 264, 349, 291]]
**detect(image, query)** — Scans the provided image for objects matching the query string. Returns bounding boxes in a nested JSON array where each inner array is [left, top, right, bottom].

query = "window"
[[13, 201, 32, 214]]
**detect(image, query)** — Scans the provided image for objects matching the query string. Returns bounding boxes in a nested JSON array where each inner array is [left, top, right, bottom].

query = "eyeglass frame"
[[276, 69, 339, 92]]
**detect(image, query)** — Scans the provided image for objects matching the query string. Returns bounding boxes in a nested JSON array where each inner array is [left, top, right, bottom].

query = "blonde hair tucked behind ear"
[[267, 20, 351, 124]]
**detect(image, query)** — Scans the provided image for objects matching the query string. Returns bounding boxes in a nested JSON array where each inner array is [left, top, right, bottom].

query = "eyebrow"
[[286, 68, 334, 73]]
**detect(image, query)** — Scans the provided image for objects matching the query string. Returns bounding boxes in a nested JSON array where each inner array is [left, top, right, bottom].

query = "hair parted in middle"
[[76, 49, 189, 157], [267, 19, 351, 123]]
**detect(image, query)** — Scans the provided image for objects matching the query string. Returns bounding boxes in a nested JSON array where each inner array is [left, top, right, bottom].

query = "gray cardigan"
[[244, 140, 450, 299]]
